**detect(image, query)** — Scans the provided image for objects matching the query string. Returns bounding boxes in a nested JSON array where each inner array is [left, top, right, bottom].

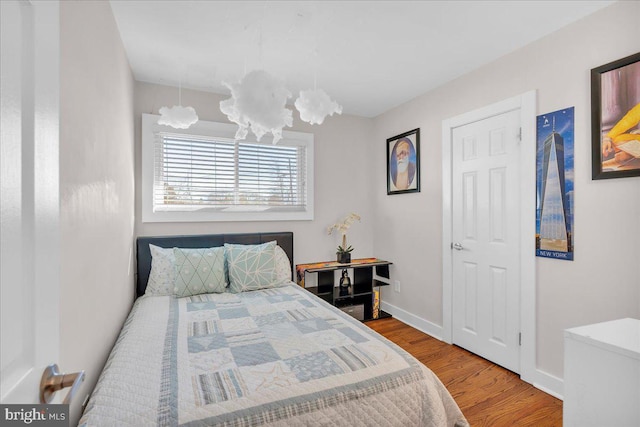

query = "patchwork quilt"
[[80, 284, 468, 426]]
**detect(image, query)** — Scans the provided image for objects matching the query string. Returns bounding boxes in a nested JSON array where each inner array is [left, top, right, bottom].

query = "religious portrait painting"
[[387, 128, 420, 195]]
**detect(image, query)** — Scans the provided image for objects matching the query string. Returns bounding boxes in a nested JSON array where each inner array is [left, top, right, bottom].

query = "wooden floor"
[[367, 317, 563, 427]]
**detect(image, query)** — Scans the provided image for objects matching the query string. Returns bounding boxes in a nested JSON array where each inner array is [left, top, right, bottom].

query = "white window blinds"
[[153, 133, 307, 212]]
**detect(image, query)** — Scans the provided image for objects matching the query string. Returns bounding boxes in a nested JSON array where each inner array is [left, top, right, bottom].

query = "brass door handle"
[[40, 364, 85, 404]]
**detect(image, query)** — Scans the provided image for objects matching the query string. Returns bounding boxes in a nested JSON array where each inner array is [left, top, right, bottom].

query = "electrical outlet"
[[394, 280, 401, 293]]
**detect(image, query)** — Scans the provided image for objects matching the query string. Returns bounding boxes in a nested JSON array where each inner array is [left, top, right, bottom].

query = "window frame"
[[141, 113, 314, 222]]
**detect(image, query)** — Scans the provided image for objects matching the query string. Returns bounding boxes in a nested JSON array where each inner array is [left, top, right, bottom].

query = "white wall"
[[60, 2, 135, 423], [372, 0, 640, 388], [134, 82, 375, 265]]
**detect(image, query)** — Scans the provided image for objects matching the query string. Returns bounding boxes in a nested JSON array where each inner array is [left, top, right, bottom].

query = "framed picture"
[[591, 52, 640, 180], [387, 128, 420, 195], [536, 107, 575, 261]]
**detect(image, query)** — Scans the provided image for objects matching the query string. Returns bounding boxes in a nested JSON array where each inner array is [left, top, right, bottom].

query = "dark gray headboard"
[[136, 232, 294, 298]]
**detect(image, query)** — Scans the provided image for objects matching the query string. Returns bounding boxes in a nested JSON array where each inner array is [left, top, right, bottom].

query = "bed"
[[80, 232, 467, 426]]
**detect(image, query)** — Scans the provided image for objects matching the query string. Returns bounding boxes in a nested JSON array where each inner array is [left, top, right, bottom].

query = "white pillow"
[[146, 244, 175, 296], [275, 245, 292, 283]]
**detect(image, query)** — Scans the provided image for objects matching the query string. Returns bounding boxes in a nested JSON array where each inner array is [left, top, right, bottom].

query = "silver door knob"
[[452, 242, 464, 251], [40, 364, 85, 404]]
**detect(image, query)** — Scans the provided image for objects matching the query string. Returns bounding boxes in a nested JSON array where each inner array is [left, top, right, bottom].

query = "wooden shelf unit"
[[297, 259, 392, 322]]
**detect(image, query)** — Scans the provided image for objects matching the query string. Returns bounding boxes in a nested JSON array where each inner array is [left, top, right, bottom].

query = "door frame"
[[0, 0, 60, 403], [441, 91, 536, 384]]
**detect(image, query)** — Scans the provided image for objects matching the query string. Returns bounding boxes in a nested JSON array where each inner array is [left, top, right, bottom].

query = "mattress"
[[80, 284, 467, 426]]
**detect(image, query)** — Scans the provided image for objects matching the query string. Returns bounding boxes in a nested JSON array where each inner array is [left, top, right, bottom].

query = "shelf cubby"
[[297, 259, 393, 322]]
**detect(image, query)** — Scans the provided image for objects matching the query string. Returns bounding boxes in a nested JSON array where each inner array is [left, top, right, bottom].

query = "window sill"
[[142, 207, 313, 223]]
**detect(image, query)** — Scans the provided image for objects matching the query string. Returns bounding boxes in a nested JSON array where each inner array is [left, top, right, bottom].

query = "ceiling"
[[110, 1, 614, 118]]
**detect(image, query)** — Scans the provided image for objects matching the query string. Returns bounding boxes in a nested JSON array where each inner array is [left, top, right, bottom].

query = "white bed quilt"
[[80, 284, 467, 426]]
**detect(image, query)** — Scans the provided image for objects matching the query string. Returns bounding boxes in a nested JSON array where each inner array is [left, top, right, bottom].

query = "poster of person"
[[536, 107, 574, 261], [591, 52, 640, 179], [387, 128, 420, 195]]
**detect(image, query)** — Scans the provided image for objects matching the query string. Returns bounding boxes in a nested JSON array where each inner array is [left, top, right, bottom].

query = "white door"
[[1, 0, 64, 404], [451, 109, 521, 373]]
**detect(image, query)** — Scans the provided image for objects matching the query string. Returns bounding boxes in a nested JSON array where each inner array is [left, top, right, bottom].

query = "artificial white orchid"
[[327, 212, 361, 254]]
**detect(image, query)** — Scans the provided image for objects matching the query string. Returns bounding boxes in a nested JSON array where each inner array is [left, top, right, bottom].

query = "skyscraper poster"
[[536, 107, 574, 261]]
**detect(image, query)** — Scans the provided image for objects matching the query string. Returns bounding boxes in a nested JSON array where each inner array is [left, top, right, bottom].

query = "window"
[[142, 114, 314, 222]]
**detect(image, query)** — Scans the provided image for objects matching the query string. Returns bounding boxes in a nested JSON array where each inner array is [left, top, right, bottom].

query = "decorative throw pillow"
[[225, 241, 278, 292], [275, 245, 292, 283], [173, 247, 226, 297], [146, 244, 176, 296]]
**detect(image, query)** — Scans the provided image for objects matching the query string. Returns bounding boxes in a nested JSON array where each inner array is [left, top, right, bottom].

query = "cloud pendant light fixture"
[[220, 69, 293, 145], [219, 8, 342, 144], [158, 83, 199, 129], [295, 88, 342, 125], [220, 70, 343, 144]]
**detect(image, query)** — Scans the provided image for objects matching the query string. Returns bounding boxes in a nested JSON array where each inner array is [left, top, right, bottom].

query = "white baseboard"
[[379, 301, 565, 401], [531, 369, 564, 400], [380, 301, 443, 341]]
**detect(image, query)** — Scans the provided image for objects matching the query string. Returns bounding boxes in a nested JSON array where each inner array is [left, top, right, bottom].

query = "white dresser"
[[563, 318, 640, 427]]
